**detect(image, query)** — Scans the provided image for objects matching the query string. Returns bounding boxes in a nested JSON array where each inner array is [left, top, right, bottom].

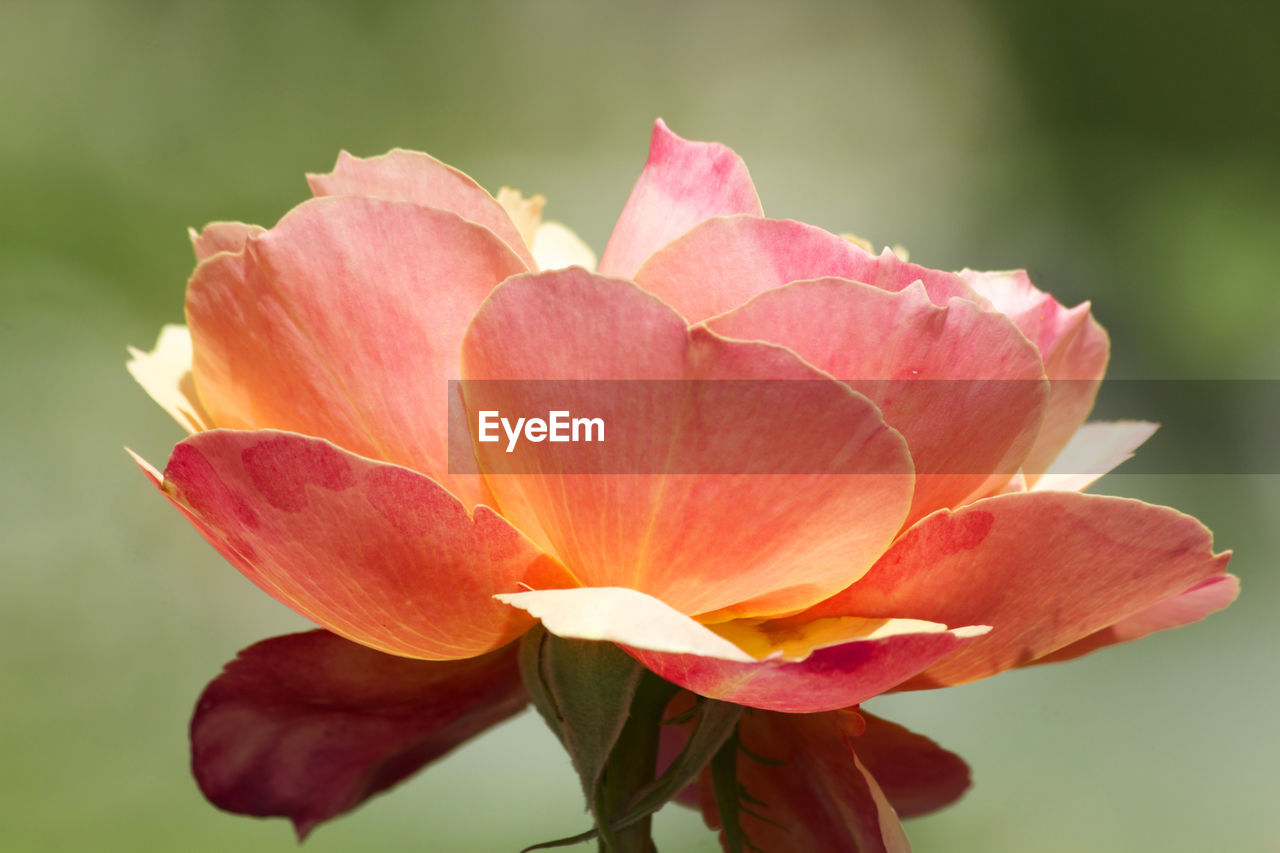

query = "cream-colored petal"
[[531, 221, 598, 272], [497, 587, 756, 662], [126, 324, 211, 433], [1033, 420, 1158, 492], [495, 186, 545, 248]]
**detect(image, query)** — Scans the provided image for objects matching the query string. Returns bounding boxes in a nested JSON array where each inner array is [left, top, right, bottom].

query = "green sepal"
[[517, 626, 646, 800], [519, 827, 600, 852]]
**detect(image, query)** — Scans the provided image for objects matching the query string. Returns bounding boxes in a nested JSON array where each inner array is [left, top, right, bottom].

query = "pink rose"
[[130, 120, 1236, 849]]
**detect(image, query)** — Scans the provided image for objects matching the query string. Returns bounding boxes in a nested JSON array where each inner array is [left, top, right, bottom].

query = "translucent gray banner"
[[446, 380, 1276, 475]]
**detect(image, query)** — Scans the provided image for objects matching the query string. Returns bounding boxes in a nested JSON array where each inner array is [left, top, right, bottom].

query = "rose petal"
[[138, 430, 574, 660], [462, 268, 915, 618], [1031, 573, 1239, 665], [635, 216, 982, 323], [598, 119, 763, 279], [531, 221, 598, 271], [186, 196, 527, 507], [961, 269, 1110, 485], [699, 709, 911, 853], [498, 587, 754, 661], [307, 149, 535, 268], [1032, 420, 1159, 492], [804, 491, 1233, 688], [495, 186, 544, 248], [498, 587, 985, 713], [706, 278, 1049, 524], [126, 324, 212, 434], [854, 711, 971, 818], [188, 221, 265, 262], [192, 630, 526, 839]]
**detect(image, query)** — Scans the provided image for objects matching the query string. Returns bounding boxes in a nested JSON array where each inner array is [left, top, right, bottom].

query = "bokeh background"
[[3, 1, 1277, 851]]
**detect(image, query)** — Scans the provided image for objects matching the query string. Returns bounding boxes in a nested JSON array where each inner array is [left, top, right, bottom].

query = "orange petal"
[[961, 269, 1110, 485], [133, 431, 573, 660], [307, 149, 535, 268], [462, 268, 915, 618], [635, 216, 982, 323], [706, 278, 1049, 524], [186, 196, 526, 507], [1031, 573, 1239, 665], [598, 119, 762, 279], [803, 491, 1232, 688]]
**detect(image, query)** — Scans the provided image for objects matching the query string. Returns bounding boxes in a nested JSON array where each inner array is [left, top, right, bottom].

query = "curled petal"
[[635, 216, 981, 323], [462, 268, 915, 618], [188, 221, 265, 262], [805, 491, 1233, 688], [186, 196, 527, 507], [1032, 420, 1158, 492], [133, 431, 574, 660], [498, 587, 985, 713], [961, 269, 1110, 484], [599, 119, 763, 279], [126, 324, 212, 433], [1031, 573, 1239, 665], [706, 278, 1049, 524], [307, 149, 535, 268], [700, 709, 911, 853], [192, 630, 526, 839]]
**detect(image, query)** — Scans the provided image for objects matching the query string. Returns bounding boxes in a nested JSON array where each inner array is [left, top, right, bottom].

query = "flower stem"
[[593, 672, 679, 852]]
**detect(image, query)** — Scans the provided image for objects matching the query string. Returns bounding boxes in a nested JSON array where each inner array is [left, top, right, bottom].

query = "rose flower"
[[129, 121, 1236, 850]]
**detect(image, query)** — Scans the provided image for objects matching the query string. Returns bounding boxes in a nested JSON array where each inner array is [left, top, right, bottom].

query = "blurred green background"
[[3, 1, 1276, 851]]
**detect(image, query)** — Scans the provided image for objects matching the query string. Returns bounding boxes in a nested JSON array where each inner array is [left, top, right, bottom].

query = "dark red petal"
[[855, 710, 971, 818], [191, 630, 527, 838], [699, 709, 910, 852]]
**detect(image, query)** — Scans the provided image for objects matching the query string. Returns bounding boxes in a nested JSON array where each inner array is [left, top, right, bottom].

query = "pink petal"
[[961, 269, 1110, 484], [803, 491, 1232, 688], [188, 221, 265, 262], [192, 630, 526, 839], [498, 587, 984, 714], [634, 216, 981, 323], [136, 431, 574, 660], [854, 711, 971, 818], [307, 149, 535, 268], [706, 278, 1049, 524], [598, 120, 763, 279], [1031, 573, 1239, 665], [1032, 420, 1159, 492], [126, 324, 212, 434], [462, 268, 915, 619], [186, 196, 527, 507], [699, 709, 911, 853]]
